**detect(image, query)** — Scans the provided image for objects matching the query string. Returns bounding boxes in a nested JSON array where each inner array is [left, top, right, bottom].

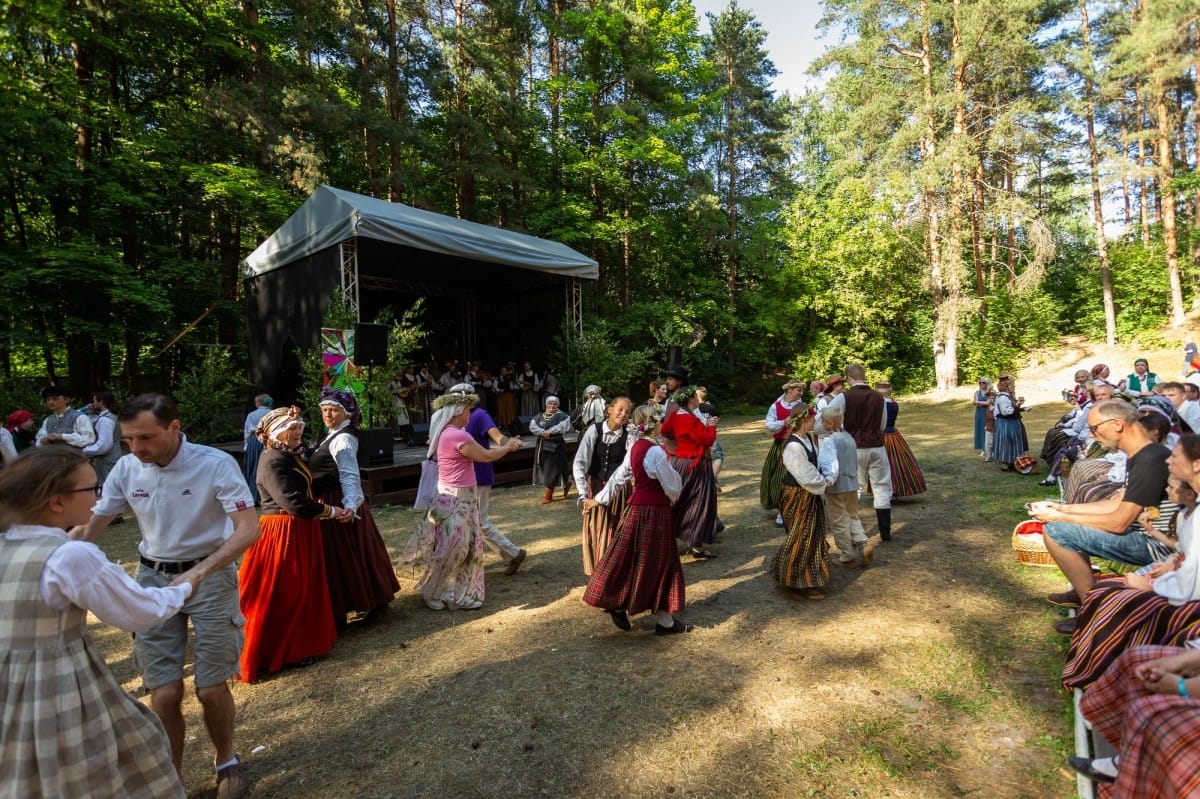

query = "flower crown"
[[433, 392, 478, 410], [670, 385, 697, 405]]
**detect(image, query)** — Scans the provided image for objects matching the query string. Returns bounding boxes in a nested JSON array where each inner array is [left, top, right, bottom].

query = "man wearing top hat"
[[34, 385, 95, 450]]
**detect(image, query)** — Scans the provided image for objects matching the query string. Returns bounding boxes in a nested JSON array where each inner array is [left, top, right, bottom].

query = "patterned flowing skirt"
[[992, 417, 1027, 464], [883, 430, 926, 498], [583, 503, 685, 616], [403, 485, 487, 608], [770, 484, 829, 590], [317, 489, 400, 622], [239, 514, 338, 683], [759, 438, 786, 510], [582, 476, 630, 576], [1063, 581, 1200, 690], [670, 453, 718, 547], [1081, 646, 1200, 799]]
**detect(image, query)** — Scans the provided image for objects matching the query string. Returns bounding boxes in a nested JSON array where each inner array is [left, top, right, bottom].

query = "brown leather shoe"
[[1047, 589, 1082, 608], [504, 549, 527, 575], [540, 488, 553, 505], [216, 759, 248, 799]]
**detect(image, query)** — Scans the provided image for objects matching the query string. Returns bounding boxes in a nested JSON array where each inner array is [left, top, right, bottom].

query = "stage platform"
[[215, 433, 579, 507]]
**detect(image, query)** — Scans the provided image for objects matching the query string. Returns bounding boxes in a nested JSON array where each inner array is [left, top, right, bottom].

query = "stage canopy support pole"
[[340, 236, 360, 320], [569, 277, 583, 335]]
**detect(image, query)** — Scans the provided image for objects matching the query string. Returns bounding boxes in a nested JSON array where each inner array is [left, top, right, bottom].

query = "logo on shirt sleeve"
[[181, 489, 193, 496], [236, 500, 248, 511]]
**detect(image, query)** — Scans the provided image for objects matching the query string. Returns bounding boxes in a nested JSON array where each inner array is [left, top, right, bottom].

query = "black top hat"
[[665, 345, 687, 382]]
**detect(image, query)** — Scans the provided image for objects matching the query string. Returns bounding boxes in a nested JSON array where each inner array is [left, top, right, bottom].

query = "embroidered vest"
[[586, 422, 628, 482], [772, 400, 792, 441]]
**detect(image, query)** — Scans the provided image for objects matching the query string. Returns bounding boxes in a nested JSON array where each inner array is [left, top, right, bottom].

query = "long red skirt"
[[583, 503, 684, 616], [238, 514, 337, 683], [317, 491, 400, 622]]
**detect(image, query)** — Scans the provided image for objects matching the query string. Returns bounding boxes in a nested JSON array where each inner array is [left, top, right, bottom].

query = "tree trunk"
[[1081, 0, 1116, 346], [1155, 91, 1185, 326]]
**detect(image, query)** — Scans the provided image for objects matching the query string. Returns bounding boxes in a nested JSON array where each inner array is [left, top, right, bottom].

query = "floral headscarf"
[[319, 386, 362, 426]]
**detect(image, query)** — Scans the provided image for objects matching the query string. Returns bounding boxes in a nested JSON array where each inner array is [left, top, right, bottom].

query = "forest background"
[[1, 0, 1197, 440]]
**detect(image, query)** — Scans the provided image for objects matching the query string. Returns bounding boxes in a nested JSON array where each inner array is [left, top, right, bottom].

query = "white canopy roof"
[[243, 185, 598, 279]]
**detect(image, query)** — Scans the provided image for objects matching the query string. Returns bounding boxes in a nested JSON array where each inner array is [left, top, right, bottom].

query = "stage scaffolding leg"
[[339, 236, 360, 319], [569, 277, 583, 335]]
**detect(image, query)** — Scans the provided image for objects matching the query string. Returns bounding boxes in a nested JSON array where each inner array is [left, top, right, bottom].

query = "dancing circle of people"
[[0, 359, 931, 797]]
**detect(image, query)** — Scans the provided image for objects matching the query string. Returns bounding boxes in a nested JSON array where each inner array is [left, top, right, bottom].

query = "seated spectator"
[[1039, 381, 1113, 486], [1160, 381, 1200, 434], [1071, 644, 1200, 796], [1092, 363, 1114, 388], [1027, 399, 1170, 602], [1059, 466, 1198, 689], [1126, 358, 1159, 397]]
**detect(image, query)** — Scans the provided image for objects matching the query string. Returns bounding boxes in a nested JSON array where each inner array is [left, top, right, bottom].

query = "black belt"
[[139, 555, 201, 575]]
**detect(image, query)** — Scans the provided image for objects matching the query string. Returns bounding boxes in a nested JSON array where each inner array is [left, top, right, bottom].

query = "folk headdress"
[[256, 405, 306, 451], [319, 386, 362, 426]]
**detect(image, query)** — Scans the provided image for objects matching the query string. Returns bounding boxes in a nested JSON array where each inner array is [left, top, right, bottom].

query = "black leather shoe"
[[1067, 756, 1116, 784], [607, 610, 631, 631], [1053, 617, 1078, 635], [1038, 477, 1057, 487], [654, 620, 694, 635]]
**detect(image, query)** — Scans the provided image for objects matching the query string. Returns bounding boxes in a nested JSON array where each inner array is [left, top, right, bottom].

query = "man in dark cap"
[[34, 385, 95, 450]]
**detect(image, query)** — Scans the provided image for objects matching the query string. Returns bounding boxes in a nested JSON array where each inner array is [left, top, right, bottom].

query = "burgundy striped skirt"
[[669, 453, 718, 547]]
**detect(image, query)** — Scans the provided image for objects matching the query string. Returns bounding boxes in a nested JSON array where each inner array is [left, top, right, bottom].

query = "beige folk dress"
[[0, 533, 185, 799]]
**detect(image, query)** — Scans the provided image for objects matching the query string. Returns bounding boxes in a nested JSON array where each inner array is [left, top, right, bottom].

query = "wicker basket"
[[1012, 520, 1057, 567]]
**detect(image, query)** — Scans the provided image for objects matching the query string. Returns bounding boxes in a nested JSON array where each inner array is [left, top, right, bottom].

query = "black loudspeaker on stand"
[[354, 323, 389, 367]]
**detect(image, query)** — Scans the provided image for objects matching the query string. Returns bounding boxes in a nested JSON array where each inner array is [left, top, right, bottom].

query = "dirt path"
[[90, 398, 1084, 798]]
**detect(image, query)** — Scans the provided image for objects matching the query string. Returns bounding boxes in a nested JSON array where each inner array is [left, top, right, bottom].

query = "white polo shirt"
[[93, 435, 254, 561]]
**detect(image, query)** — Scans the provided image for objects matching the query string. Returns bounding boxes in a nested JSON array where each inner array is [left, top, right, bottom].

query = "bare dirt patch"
[[88, 397, 1085, 799]]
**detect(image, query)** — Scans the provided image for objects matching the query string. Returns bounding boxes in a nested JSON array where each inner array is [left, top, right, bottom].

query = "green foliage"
[[358, 302, 426, 429], [958, 289, 1060, 381], [1073, 240, 1176, 343], [173, 347, 250, 444], [550, 319, 656, 406]]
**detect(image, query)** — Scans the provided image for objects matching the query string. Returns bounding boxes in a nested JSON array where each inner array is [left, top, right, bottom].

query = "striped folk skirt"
[[583, 503, 685, 616], [1080, 645, 1200, 799], [770, 484, 829, 591], [582, 477, 630, 576], [759, 438, 786, 510], [883, 430, 926, 498], [670, 452, 719, 548], [1063, 580, 1200, 690]]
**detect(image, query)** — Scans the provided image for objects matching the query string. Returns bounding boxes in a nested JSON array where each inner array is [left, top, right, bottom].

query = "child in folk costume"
[[582, 405, 692, 635]]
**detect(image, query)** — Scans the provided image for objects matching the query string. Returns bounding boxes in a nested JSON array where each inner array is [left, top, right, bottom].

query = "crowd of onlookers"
[[986, 349, 1200, 796]]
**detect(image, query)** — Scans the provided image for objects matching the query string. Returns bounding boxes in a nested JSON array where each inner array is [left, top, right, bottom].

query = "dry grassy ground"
[[87, 396, 1091, 799]]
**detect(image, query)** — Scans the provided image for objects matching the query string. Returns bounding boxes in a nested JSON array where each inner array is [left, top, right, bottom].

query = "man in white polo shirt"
[[75, 394, 259, 799]]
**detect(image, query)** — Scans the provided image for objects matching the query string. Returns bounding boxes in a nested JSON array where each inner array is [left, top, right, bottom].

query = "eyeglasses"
[[1087, 419, 1120, 435], [71, 483, 103, 497]]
